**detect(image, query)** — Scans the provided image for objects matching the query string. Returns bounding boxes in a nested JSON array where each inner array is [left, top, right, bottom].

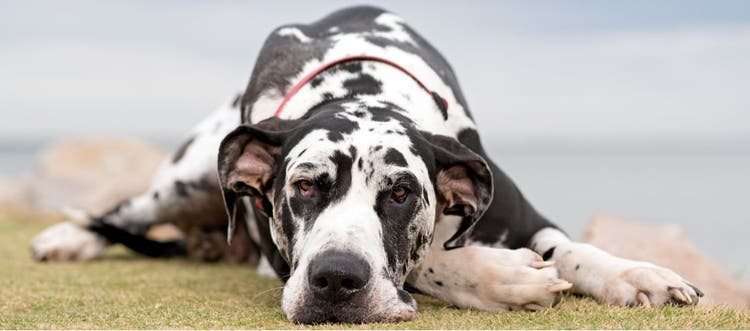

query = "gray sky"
[[1, 0, 749, 141]]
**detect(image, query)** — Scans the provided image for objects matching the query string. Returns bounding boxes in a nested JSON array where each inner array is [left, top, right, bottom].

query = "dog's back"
[[241, 6, 474, 138]]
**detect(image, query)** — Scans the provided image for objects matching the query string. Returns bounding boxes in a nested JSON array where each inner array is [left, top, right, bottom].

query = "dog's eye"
[[296, 179, 315, 197], [390, 186, 409, 204]]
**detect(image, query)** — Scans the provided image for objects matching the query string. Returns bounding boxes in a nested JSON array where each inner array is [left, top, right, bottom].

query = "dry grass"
[[1, 209, 748, 329]]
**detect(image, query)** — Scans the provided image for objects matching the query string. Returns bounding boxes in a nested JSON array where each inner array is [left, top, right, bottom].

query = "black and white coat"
[[32, 6, 702, 324]]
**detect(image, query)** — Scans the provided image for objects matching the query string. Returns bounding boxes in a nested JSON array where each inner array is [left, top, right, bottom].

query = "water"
[[1, 138, 748, 283], [487, 145, 750, 283]]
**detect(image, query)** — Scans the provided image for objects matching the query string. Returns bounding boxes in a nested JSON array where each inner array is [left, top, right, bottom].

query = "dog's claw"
[[668, 286, 688, 304], [687, 283, 704, 297], [637, 291, 652, 308], [547, 281, 572, 293], [683, 289, 694, 304], [530, 260, 555, 269]]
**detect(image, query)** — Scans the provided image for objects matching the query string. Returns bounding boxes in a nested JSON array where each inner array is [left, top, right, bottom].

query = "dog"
[[31, 6, 703, 323]]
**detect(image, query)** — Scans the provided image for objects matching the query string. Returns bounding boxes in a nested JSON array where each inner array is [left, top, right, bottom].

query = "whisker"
[[252, 286, 285, 299]]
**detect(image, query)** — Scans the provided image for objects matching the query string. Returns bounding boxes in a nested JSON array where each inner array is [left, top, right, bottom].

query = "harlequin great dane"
[[31, 6, 703, 324]]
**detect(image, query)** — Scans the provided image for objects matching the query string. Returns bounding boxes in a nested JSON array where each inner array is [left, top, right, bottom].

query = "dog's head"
[[218, 101, 492, 323]]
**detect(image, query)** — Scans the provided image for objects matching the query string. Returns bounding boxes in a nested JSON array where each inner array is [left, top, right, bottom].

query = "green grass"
[[1, 209, 748, 329]]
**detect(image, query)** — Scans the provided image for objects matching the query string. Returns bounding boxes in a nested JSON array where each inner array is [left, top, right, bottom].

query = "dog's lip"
[[290, 296, 417, 324]]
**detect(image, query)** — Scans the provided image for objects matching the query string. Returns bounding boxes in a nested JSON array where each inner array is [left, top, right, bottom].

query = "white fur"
[[30, 222, 107, 261], [256, 256, 277, 278], [530, 227, 701, 306], [373, 13, 418, 46], [150, 95, 240, 191], [277, 27, 312, 43]]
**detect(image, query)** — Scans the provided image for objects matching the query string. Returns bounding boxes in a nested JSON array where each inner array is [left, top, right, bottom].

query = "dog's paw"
[[601, 263, 703, 307], [30, 222, 107, 262], [469, 247, 572, 311]]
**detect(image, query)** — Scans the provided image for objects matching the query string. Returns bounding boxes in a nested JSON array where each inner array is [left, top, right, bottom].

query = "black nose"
[[308, 251, 371, 303]]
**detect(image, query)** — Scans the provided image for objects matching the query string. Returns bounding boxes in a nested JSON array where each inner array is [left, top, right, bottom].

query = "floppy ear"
[[425, 133, 494, 250], [217, 117, 302, 244]]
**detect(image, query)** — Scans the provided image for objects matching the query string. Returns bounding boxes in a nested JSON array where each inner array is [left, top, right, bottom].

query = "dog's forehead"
[[284, 102, 429, 179]]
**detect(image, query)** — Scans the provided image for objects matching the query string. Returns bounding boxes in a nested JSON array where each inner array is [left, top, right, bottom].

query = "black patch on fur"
[[285, 150, 353, 234], [340, 61, 362, 73], [172, 135, 195, 163], [152, 191, 159, 200], [231, 94, 242, 108], [575, 264, 580, 270], [87, 218, 186, 258], [422, 186, 429, 205], [280, 200, 297, 255], [175, 181, 189, 197], [431, 91, 449, 120], [322, 92, 333, 100], [397, 288, 413, 304], [368, 105, 415, 125], [357, 158, 363, 170], [409, 232, 428, 262], [297, 148, 308, 157], [284, 103, 359, 144], [384, 148, 408, 167], [348, 145, 357, 160], [375, 172, 422, 275], [403, 282, 423, 294], [328, 150, 354, 204], [310, 76, 324, 88], [250, 201, 291, 281], [434, 280, 443, 287], [342, 73, 382, 95], [542, 246, 556, 261], [327, 131, 344, 142], [173, 177, 214, 199]]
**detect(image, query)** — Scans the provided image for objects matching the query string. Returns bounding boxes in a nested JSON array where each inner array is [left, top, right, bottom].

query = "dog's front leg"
[[529, 227, 703, 307], [407, 243, 572, 312]]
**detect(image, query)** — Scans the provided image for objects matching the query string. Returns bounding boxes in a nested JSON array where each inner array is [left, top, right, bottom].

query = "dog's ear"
[[218, 117, 302, 243], [425, 133, 494, 250]]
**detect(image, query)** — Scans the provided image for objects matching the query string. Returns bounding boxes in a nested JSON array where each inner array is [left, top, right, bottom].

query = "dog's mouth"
[[289, 299, 417, 324], [283, 283, 417, 324]]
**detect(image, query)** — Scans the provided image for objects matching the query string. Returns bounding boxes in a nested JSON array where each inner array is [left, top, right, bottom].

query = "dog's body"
[[32, 6, 701, 323]]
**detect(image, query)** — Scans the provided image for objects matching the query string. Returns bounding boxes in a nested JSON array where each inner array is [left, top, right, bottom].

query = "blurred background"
[[0, 0, 748, 286]]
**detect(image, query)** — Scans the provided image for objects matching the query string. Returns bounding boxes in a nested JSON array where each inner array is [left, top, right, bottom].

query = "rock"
[[0, 177, 27, 209], [583, 215, 750, 308], [23, 138, 168, 215]]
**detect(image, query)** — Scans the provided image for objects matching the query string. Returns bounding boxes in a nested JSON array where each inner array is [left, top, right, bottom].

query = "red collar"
[[253, 196, 266, 214], [273, 55, 448, 117]]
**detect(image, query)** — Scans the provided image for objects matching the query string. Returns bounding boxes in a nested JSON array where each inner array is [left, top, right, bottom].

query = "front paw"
[[30, 222, 107, 262], [602, 264, 704, 307], [473, 248, 572, 311]]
